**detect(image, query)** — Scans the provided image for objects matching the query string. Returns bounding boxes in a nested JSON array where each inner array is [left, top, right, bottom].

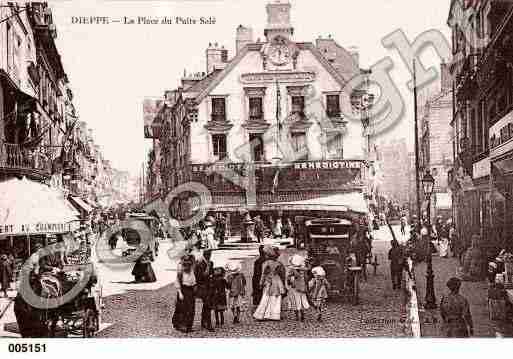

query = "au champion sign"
[[0, 222, 74, 235]]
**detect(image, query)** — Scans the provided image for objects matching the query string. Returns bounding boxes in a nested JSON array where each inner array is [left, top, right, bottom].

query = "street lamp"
[[422, 169, 437, 309]]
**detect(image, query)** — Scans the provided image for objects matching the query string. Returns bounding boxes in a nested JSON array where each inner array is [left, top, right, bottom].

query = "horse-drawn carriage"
[[299, 217, 363, 305]]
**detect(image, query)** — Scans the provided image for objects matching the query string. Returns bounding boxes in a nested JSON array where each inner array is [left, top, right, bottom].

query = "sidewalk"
[[414, 255, 513, 337]]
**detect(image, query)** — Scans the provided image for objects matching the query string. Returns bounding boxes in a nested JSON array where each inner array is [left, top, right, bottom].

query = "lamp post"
[[422, 169, 437, 309]]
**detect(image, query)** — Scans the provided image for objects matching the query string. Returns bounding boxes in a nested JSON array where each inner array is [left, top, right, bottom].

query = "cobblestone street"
[[97, 230, 408, 338]]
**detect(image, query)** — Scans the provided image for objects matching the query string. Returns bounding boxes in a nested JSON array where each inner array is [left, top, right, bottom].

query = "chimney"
[[440, 62, 452, 92], [348, 46, 360, 68], [236, 24, 253, 55], [206, 42, 228, 74], [181, 71, 206, 90], [315, 36, 336, 62]]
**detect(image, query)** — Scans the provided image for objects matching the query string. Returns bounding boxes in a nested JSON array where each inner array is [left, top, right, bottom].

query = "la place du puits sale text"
[[71, 16, 217, 25]]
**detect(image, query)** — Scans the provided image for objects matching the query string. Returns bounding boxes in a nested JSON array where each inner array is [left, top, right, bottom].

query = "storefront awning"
[[69, 196, 94, 214], [0, 177, 80, 237], [435, 192, 452, 210], [267, 192, 368, 214]]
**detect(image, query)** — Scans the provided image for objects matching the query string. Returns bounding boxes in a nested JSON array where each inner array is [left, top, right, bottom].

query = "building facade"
[[375, 138, 412, 208], [418, 63, 454, 220], [448, 0, 513, 251], [0, 2, 121, 213], [144, 1, 372, 227]]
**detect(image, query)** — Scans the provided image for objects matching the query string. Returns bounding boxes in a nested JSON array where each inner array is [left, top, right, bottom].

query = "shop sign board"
[[473, 157, 490, 179], [293, 160, 364, 170], [0, 222, 75, 236], [490, 110, 513, 159], [190, 160, 364, 173]]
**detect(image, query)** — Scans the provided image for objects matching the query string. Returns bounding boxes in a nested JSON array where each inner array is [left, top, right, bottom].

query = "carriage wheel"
[[82, 309, 97, 338]]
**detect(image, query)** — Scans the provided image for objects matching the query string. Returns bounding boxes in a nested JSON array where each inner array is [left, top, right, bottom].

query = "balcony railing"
[[0, 142, 52, 177], [455, 54, 480, 97]]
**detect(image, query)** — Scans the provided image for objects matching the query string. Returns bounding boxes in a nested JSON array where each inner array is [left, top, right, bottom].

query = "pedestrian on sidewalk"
[[172, 255, 196, 333], [388, 239, 405, 290], [440, 277, 474, 338], [287, 254, 310, 321], [203, 219, 218, 250], [351, 223, 370, 281], [211, 267, 228, 327], [400, 215, 407, 236], [273, 218, 283, 239], [195, 248, 215, 331], [287, 218, 295, 241], [308, 266, 330, 322], [253, 246, 286, 321], [252, 245, 266, 306], [0, 254, 12, 297], [8, 250, 15, 289], [226, 261, 246, 324], [254, 216, 265, 244]]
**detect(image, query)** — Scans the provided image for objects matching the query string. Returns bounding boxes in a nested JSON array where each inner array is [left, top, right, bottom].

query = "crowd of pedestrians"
[[171, 240, 334, 333]]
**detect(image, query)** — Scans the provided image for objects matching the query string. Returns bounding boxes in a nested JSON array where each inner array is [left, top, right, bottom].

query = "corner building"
[[145, 1, 371, 231]]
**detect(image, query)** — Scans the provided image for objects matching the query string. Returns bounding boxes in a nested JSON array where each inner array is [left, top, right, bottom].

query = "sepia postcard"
[[0, 1, 512, 353]]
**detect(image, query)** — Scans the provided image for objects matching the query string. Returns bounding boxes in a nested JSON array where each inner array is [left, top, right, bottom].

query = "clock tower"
[[264, 0, 294, 42]]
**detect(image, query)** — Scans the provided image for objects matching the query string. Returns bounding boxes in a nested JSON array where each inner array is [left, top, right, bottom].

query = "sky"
[[48, 0, 453, 177]]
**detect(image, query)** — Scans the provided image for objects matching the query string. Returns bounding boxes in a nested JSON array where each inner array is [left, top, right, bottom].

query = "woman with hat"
[[203, 219, 218, 250], [172, 255, 196, 333], [253, 246, 286, 321], [252, 245, 266, 306], [440, 277, 474, 337], [287, 254, 310, 321], [131, 243, 157, 283]]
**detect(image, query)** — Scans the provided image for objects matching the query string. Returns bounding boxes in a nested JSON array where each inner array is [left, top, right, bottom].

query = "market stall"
[[0, 177, 81, 264]]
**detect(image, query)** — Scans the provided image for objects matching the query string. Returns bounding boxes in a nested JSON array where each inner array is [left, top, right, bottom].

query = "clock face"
[[269, 44, 291, 66]]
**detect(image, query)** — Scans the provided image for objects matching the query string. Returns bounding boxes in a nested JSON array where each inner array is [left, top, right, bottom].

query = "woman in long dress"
[[273, 219, 283, 239], [131, 244, 157, 283], [172, 255, 196, 333], [253, 246, 286, 321], [439, 224, 450, 258]]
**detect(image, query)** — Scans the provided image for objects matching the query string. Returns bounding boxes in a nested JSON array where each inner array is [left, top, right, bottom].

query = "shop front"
[[188, 159, 367, 236], [449, 156, 490, 251], [489, 110, 513, 251]]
